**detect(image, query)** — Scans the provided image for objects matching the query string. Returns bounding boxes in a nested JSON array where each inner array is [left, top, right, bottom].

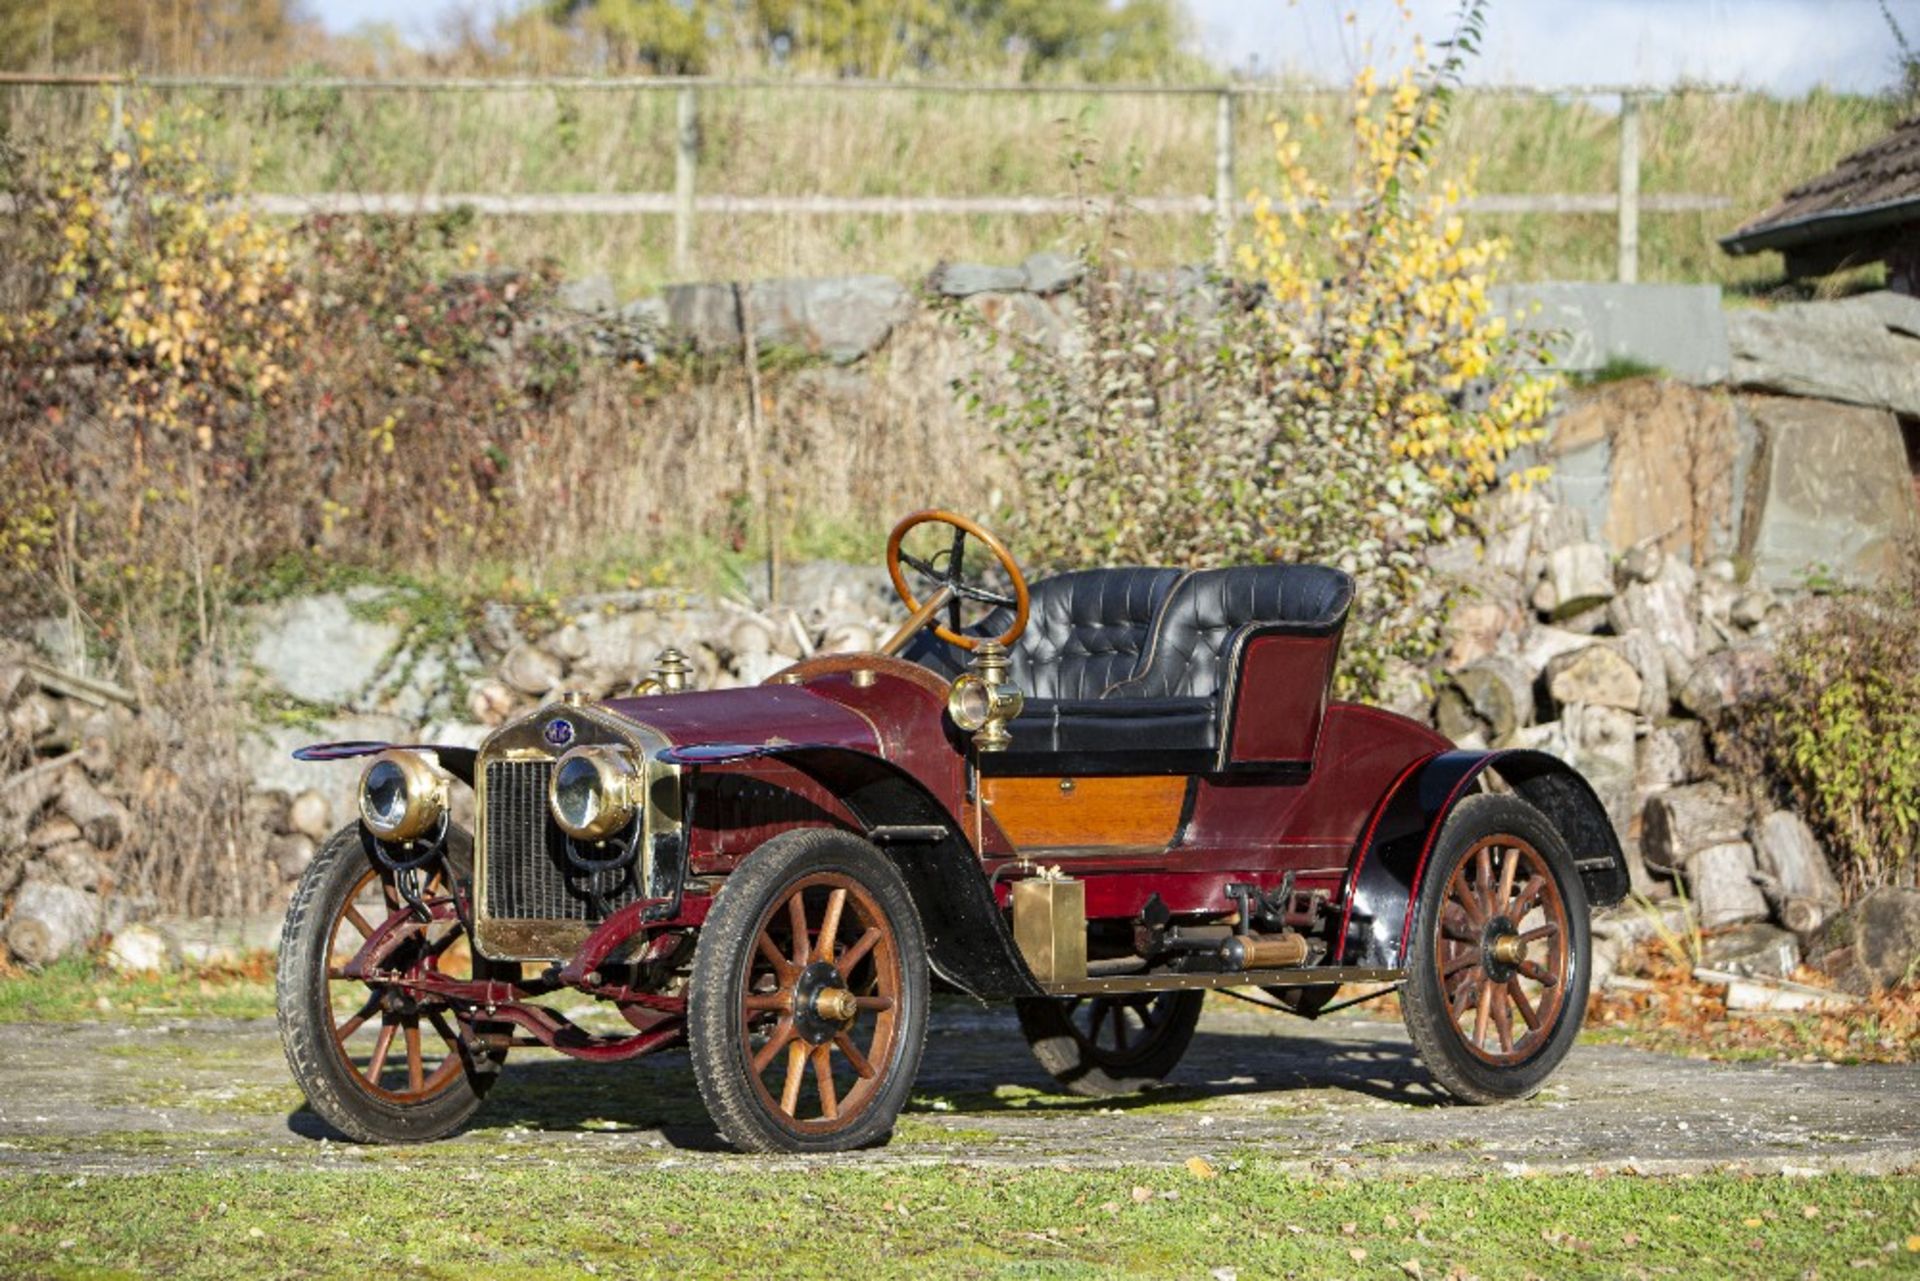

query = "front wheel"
[[1400, 793, 1590, 1104], [276, 823, 508, 1143], [687, 829, 930, 1153]]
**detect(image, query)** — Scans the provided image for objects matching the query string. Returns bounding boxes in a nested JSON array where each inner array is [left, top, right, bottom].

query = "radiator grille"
[[483, 759, 642, 922]]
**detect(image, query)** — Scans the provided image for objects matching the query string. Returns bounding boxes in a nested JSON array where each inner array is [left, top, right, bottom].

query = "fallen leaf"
[[1803, 1206, 1822, 1220], [1906, 1236, 1920, 1253], [1129, 1186, 1153, 1204], [1341, 1222, 1359, 1237], [1349, 1248, 1368, 1264], [1185, 1156, 1219, 1180], [1622, 1233, 1641, 1247], [1411, 1204, 1434, 1226], [1399, 1261, 1423, 1279], [1743, 1218, 1764, 1228], [1384, 1213, 1401, 1230]]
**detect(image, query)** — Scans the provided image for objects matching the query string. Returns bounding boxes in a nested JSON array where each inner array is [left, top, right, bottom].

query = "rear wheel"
[[1401, 793, 1589, 1104], [277, 824, 508, 1143], [688, 829, 929, 1153], [1015, 990, 1205, 1097]]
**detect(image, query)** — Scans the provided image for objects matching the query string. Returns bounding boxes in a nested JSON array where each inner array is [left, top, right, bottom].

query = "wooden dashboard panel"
[[983, 774, 1189, 851]]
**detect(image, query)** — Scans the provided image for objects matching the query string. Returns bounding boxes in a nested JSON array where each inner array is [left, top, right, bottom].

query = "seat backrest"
[[1003, 567, 1185, 699], [903, 567, 1184, 698], [1117, 564, 1353, 700]]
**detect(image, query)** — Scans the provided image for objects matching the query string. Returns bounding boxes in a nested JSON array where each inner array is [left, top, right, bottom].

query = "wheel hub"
[[792, 960, 858, 1044], [1481, 915, 1524, 981]]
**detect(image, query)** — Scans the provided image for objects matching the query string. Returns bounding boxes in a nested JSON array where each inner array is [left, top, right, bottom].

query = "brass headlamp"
[[947, 639, 1023, 752], [358, 750, 449, 843], [547, 745, 644, 842]]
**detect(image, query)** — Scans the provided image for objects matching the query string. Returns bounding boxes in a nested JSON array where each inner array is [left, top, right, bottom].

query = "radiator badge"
[[543, 717, 576, 748]]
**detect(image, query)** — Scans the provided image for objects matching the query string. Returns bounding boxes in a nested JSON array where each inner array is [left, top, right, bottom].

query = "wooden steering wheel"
[[882, 510, 1031, 653]]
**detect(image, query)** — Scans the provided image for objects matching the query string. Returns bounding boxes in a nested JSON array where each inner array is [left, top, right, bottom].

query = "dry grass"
[[0, 81, 1899, 294]]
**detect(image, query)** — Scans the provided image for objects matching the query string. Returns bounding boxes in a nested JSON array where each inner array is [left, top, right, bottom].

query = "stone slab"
[[1728, 294, 1920, 417], [1737, 395, 1919, 590], [1496, 282, 1730, 384]]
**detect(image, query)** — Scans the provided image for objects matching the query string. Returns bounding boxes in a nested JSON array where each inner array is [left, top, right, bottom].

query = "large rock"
[[1543, 379, 1747, 564], [1542, 543, 1614, 618], [1685, 841, 1770, 927], [1021, 251, 1086, 295], [1496, 282, 1731, 385], [1751, 809, 1843, 934], [248, 591, 401, 707], [246, 713, 411, 841], [663, 275, 912, 363], [1545, 644, 1643, 714], [1727, 294, 1920, 418], [1826, 887, 1920, 992], [1608, 553, 1700, 666], [928, 261, 1027, 298], [105, 922, 172, 975], [1736, 396, 1920, 590]]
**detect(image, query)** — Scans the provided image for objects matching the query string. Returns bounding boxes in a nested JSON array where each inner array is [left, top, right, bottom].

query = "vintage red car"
[[278, 510, 1626, 1153]]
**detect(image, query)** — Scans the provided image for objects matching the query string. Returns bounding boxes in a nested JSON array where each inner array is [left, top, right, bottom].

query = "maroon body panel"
[[604, 684, 883, 756], [1223, 632, 1339, 766]]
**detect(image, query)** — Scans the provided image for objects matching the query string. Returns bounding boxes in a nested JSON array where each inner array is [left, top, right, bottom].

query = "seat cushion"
[[1118, 564, 1353, 700], [1014, 696, 1218, 755]]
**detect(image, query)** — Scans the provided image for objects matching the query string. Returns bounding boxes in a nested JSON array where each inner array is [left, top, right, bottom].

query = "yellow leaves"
[[1183, 1156, 1218, 1180]]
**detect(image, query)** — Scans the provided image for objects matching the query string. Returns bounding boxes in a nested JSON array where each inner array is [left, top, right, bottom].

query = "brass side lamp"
[[946, 639, 1023, 752]]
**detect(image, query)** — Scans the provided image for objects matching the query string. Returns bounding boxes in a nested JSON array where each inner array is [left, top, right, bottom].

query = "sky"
[[308, 0, 1908, 95]]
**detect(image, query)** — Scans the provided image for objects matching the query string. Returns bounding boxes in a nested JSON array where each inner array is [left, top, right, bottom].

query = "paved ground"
[[0, 999, 1914, 1177]]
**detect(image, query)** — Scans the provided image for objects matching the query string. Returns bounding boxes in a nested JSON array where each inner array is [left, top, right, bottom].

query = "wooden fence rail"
[[0, 73, 1743, 281]]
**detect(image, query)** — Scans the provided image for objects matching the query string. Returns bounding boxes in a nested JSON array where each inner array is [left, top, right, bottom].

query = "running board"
[[1039, 965, 1404, 997]]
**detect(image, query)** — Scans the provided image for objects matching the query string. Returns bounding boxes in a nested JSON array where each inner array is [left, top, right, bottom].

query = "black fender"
[[1334, 748, 1628, 969], [659, 742, 1046, 1001], [293, 740, 477, 788]]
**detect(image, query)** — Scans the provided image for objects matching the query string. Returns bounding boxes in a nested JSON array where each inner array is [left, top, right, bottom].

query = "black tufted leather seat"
[[906, 562, 1352, 771]]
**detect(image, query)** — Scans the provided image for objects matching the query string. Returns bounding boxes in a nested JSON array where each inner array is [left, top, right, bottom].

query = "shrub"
[[963, 6, 1555, 697], [1734, 571, 1920, 896]]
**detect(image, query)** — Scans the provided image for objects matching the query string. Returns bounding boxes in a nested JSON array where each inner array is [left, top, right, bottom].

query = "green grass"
[[0, 955, 277, 1024], [0, 82, 1900, 294], [0, 1164, 1913, 1279]]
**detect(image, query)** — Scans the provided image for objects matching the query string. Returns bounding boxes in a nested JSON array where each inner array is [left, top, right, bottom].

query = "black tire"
[[1401, 793, 1590, 1104], [687, 828, 930, 1154], [1015, 990, 1205, 1097], [277, 823, 507, 1143]]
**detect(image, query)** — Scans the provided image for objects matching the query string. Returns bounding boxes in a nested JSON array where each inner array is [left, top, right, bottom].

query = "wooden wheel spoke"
[[817, 888, 847, 963], [1450, 879, 1485, 930], [1517, 959, 1559, 986], [779, 1038, 807, 1117], [1496, 844, 1519, 916], [335, 992, 381, 1041], [1492, 984, 1514, 1053], [366, 1019, 399, 1084], [1441, 948, 1480, 978], [835, 927, 881, 977], [754, 1019, 796, 1074], [1518, 921, 1560, 943], [404, 1020, 426, 1093], [427, 1009, 464, 1057], [1473, 980, 1494, 1048], [786, 893, 811, 967], [755, 930, 793, 978], [813, 1045, 839, 1121], [744, 992, 792, 1013], [1474, 846, 1495, 915], [1508, 979, 1540, 1031], [343, 905, 377, 939], [834, 1032, 875, 1079], [1508, 876, 1546, 920], [1110, 1005, 1132, 1052]]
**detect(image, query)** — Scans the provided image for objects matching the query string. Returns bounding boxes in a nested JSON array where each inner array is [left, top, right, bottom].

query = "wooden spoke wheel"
[[1015, 990, 1205, 1098], [1401, 794, 1590, 1104], [689, 830, 929, 1153], [277, 824, 507, 1143]]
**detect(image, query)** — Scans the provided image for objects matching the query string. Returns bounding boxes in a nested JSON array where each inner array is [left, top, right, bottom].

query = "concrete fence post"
[[1616, 91, 1641, 284], [1212, 88, 1235, 272], [674, 85, 699, 276]]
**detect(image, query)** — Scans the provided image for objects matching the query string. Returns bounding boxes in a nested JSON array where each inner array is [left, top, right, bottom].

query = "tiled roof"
[[1722, 114, 1920, 255]]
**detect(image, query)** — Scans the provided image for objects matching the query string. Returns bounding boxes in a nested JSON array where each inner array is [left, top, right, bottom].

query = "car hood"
[[599, 684, 884, 758]]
